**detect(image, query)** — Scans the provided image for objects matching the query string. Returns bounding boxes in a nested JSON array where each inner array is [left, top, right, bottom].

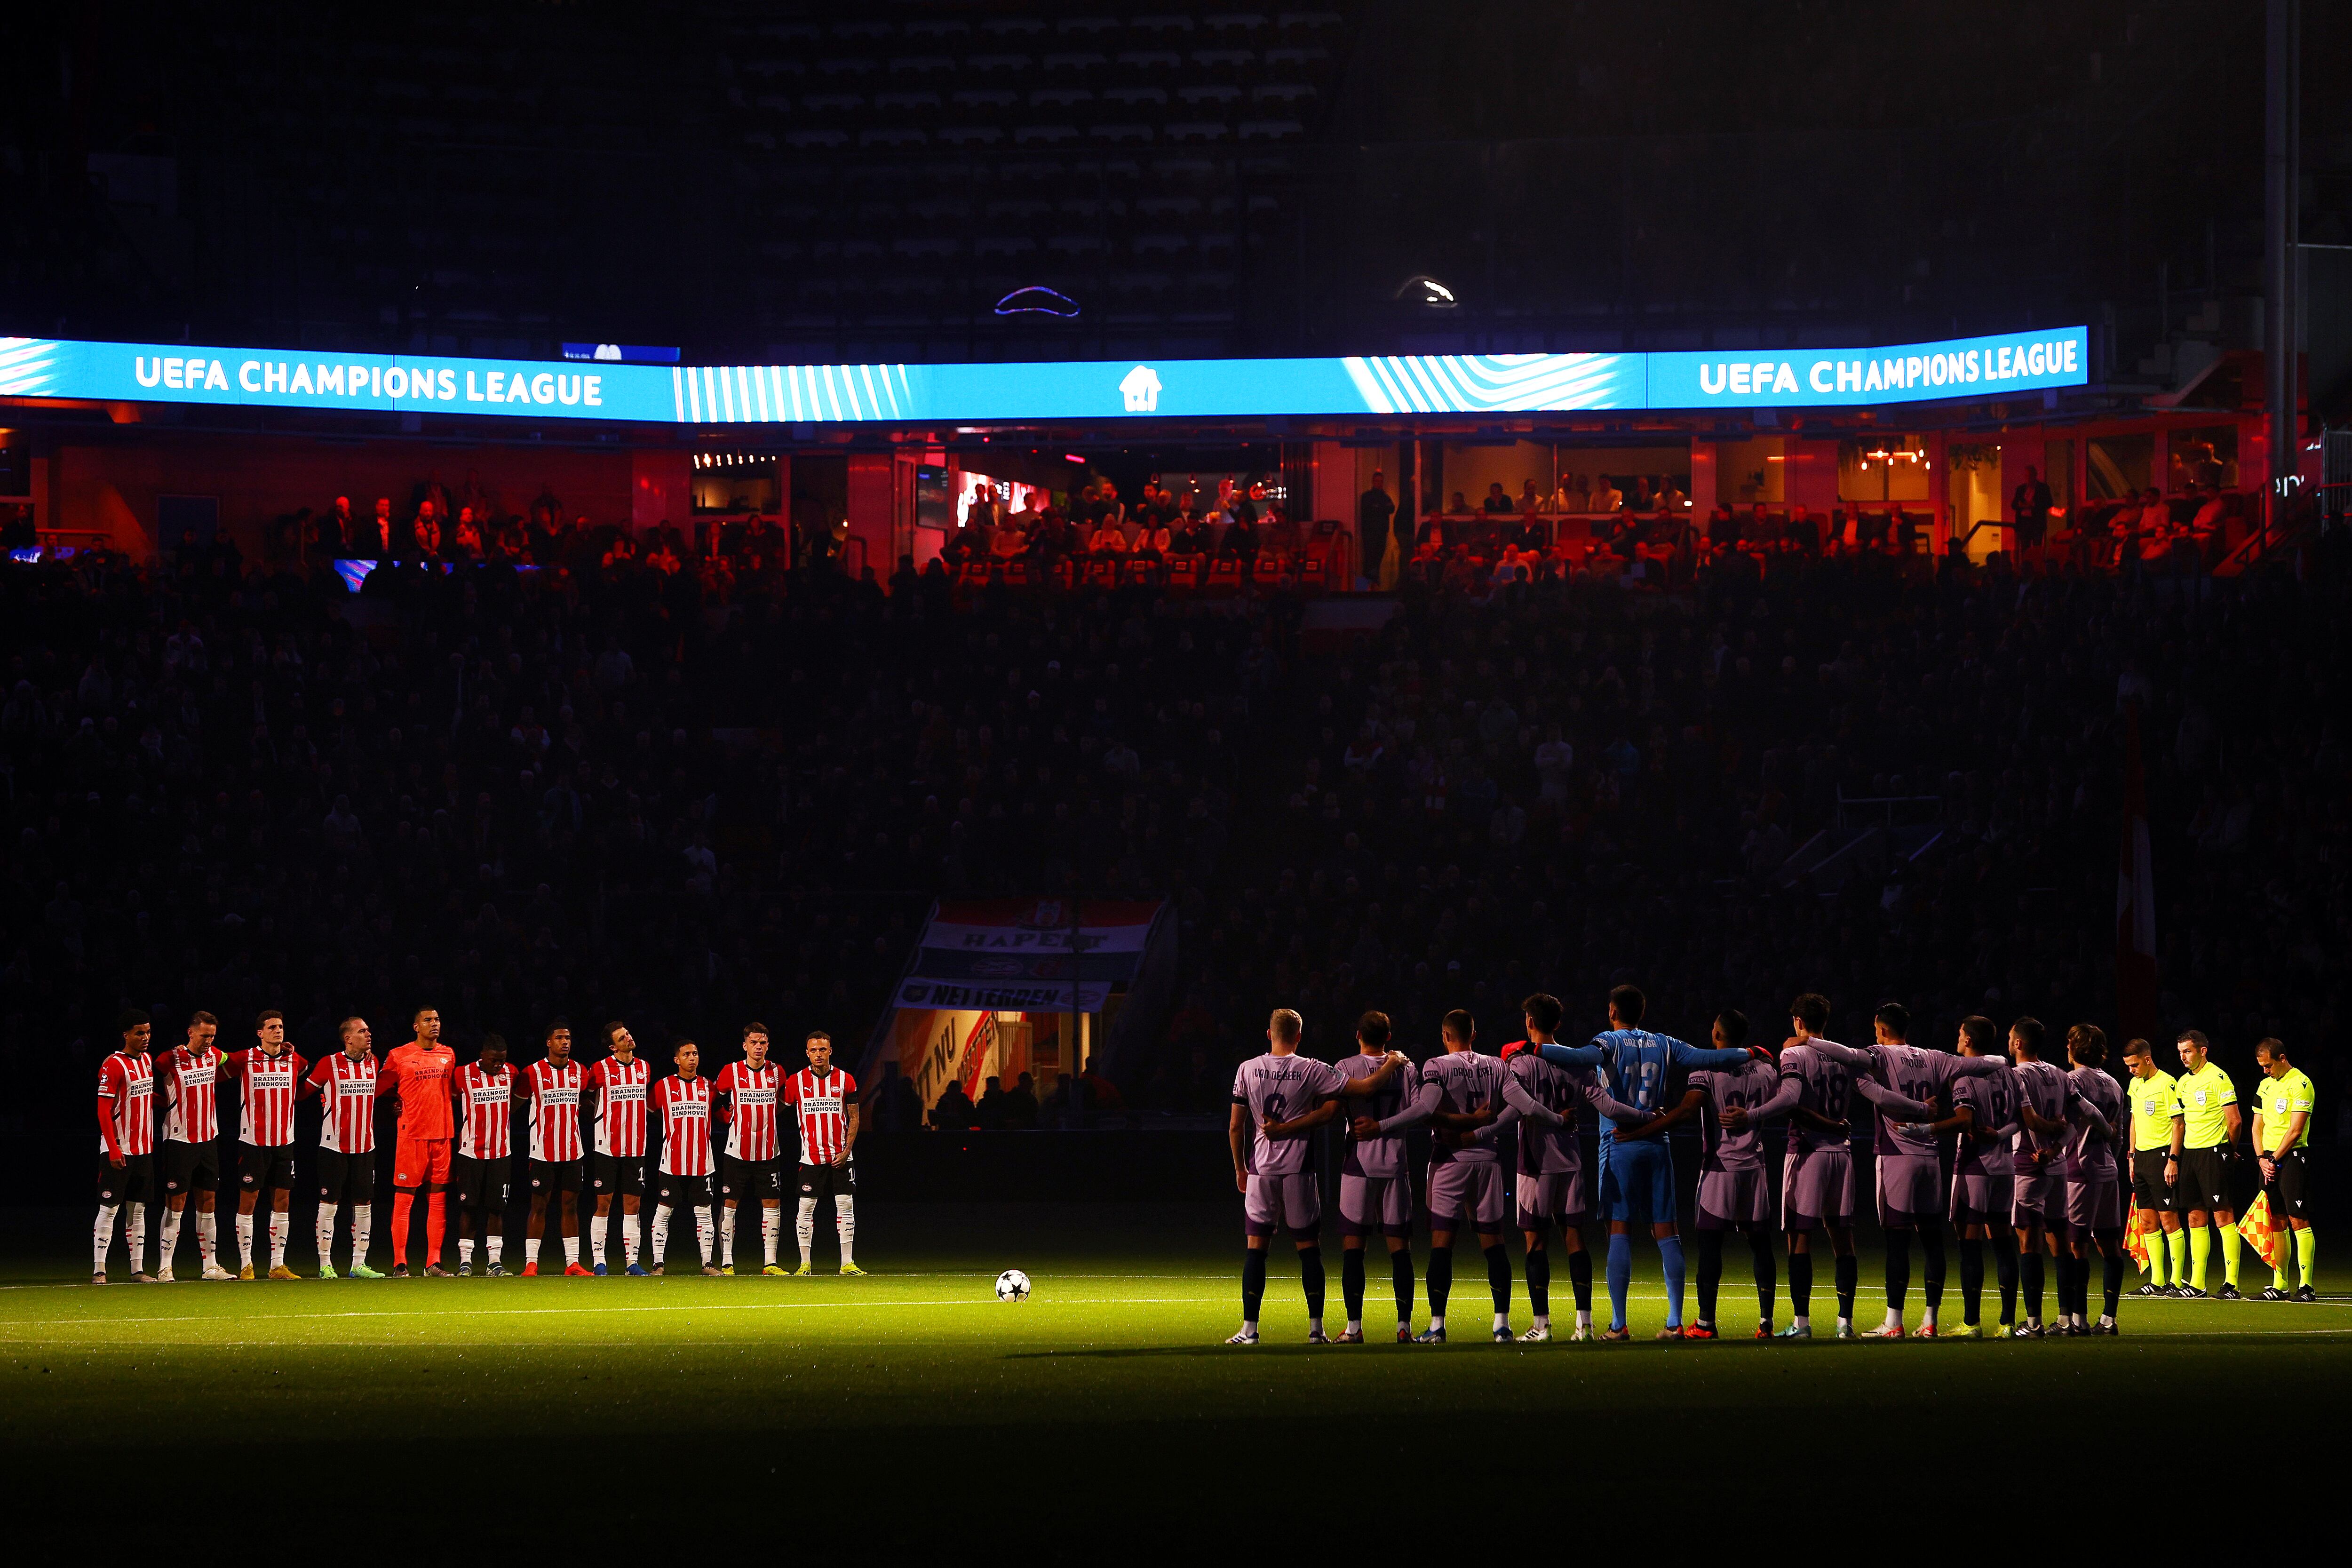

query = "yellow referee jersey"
[[2128, 1069, 2182, 1151], [2255, 1068, 2316, 1154], [2176, 1062, 2236, 1149]]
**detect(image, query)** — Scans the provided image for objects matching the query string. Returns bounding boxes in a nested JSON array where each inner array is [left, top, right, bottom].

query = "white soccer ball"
[[995, 1268, 1032, 1302]]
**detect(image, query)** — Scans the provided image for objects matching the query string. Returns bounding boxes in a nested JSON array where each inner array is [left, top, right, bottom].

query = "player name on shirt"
[[1340, 1051, 1417, 1178], [1420, 1051, 1508, 1163], [1231, 1053, 1345, 1175], [1690, 1056, 1780, 1170]]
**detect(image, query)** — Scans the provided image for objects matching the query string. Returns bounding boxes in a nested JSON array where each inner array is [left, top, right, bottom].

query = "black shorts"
[[2177, 1146, 2232, 1213], [529, 1159, 582, 1196], [590, 1153, 647, 1198], [160, 1139, 220, 1199], [96, 1152, 155, 1205], [2263, 1147, 2312, 1222], [454, 1154, 510, 1213], [796, 1160, 857, 1200], [656, 1170, 714, 1209], [2131, 1149, 2176, 1212], [721, 1154, 783, 1202], [239, 1142, 296, 1195], [317, 1146, 376, 1206]]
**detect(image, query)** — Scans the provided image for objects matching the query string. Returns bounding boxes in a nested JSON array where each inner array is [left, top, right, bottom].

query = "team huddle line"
[[1222, 987, 2319, 1345], [90, 1008, 864, 1284]]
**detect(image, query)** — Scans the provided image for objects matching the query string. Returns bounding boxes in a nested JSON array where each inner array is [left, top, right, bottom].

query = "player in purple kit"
[[1648, 1010, 1799, 1339], [1226, 1008, 1406, 1345], [1774, 995, 1942, 1338], [1911, 1017, 2022, 1337], [1836, 1002, 2005, 1338], [1369, 1009, 1520, 1343], [1334, 1011, 1421, 1343], [2006, 1016, 2078, 1336], [1499, 993, 1653, 1342], [2060, 1024, 2128, 1334]]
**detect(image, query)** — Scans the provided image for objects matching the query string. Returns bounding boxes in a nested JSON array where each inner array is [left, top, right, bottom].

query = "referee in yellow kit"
[[2172, 1030, 2244, 1299]]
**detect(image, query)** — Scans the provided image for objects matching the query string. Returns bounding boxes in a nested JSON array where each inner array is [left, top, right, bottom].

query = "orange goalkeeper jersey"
[[381, 1042, 458, 1140]]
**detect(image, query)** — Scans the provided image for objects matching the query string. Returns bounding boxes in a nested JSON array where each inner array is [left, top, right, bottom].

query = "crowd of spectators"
[[933, 477, 1310, 574], [5, 494, 2344, 1154]]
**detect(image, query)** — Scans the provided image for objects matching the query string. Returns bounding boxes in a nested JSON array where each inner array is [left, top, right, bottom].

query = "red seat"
[[1001, 561, 1030, 588], [1206, 557, 1243, 593], [1085, 559, 1120, 588], [1167, 554, 1202, 589], [1251, 553, 1290, 587]]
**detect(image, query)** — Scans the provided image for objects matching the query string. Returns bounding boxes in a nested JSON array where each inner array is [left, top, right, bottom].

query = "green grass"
[[8, 1204, 2352, 1546]]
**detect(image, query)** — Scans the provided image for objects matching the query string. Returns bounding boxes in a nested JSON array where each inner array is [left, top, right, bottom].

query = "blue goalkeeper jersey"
[[1537, 1029, 1752, 1150]]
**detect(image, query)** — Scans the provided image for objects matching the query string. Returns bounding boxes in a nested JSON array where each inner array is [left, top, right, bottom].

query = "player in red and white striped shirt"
[[223, 1010, 307, 1280], [649, 1039, 720, 1275], [521, 1022, 589, 1276], [714, 1024, 787, 1274], [94, 1010, 158, 1283], [454, 1035, 516, 1276], [586, 1022, 652, 1275], [785, 1031, 864, 1275], [302, 1019, 385, 1280], [156, 1011, 233, 1281]]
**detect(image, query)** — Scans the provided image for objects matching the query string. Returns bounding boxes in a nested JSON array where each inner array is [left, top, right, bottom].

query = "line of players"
[[1224, 986, 2320, 1344], [91, 1007, 864, 1282]]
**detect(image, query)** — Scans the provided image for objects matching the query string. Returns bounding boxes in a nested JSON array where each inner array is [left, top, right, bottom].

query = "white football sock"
[[622, 1215, 640, 1267], [692, 1206, 714, 1265], [1575, 1308, 1593, 1330], [316, 1203, 339, 1268], [1492, 1312, 1509, 1332], [125, 1203, 146, 1274], [196, 1210, 217, 1266], [160, 1205, 183, 1266], [351, 1204, 371, 1263], [1794, 1313, 1811, 1331], [94, 1204, 118, 1274], [795, 1197, 818, 1265], [762, 1205, 779, 1265], [1345, 1317, 1363, 1334], [460, 1236, 476, 1264], [1922, 1304, 1939, 1329], [591, 1214, 608, 1265], [525, 1238, 542, 1264], [485, 1233, 503, 1266], [268, 1211, 287, 1269], [1429, 1313, 1445, 1331], [562, 1235, 579, 1266], [650, 1207, 671, 1264], [834, 1195, 855, 1266], [1533, 1313, 1550, 1329], [236, 1212, 254, 1269], [720, 1205, 737, 1266]]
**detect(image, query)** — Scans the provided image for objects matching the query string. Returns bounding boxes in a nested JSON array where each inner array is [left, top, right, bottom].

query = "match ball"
[[995, 1269, 1032, 1302]]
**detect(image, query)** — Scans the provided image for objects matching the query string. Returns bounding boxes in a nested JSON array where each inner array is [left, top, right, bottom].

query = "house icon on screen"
[[1119, 364, 1162, 413]]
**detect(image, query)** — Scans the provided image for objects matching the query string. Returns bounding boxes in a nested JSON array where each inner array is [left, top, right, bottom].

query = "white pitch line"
[[0, 1296, 1234, 1331]]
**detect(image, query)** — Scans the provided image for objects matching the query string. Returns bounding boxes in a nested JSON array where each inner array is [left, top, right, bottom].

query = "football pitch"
[[7, 1203, 2350, 1547]]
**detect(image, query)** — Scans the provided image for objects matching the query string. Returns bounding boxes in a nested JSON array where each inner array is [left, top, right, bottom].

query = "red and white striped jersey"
[[715, 1061, 784, 1161], [307, 1051, 381, 1154], [784, 1068, 858, 1165], [652, 1074, 714, 1177], [97, 1051, 156, 1158], [588, 1055, 651, 1157], [458, 1063, 515, 1160], [227, 1047, 308, 1147], [524, 1059, 585, 1162], [159, 1044, 222, 1145]]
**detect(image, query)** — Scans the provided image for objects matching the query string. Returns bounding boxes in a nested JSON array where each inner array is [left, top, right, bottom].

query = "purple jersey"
[[1231, 1052, 1346, 1176], [2011, 1059, 2073, 1171], [1338, 1051, 1417, 1178], [2064, 1066, 2125, 1179], [1778, 1043, 1860, 1153], [1951, 1060, 2021, 1176], [1689, 1056, 1782, 1171], [1866, 1043, 1996, 1159], [1502, 1048, 1597, 1175], [1417, 1050, 1510, 1164]]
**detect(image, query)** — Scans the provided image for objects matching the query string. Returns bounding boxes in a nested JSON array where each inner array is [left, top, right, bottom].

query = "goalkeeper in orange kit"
[[381, 1007, 460, 1277]]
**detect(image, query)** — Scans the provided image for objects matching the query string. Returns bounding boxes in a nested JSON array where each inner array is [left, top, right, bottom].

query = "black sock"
[[1526, 1246, 1550, 1318], [1299, 1246, 1326, 1323], [1920, 1224, 1947, 1312], [1885, 1231, 1911, 1314], [1994, 1234, 2019, 1323], [1427, 1244, 1453, 1319], [1341, 1247, 1367, 1322], [1568, 1247, 1593, 1313], [2071, 1254, 2092, 1317], [1242, 1248, 1267, 1324], [1482, 1244, 1511, 1316], [1390, 1248, 1415, 1325], [2022, 1249, 2046, 1320], [1959, 1237, 1985, 1325], [2102, 1248, 2123, 1316], [1834, 1253, 1858, 1318], [1747, 1229, 1777, 1322], [1695, 1229, 1724, 1325], [1789, 1250, 1814, 1318]]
